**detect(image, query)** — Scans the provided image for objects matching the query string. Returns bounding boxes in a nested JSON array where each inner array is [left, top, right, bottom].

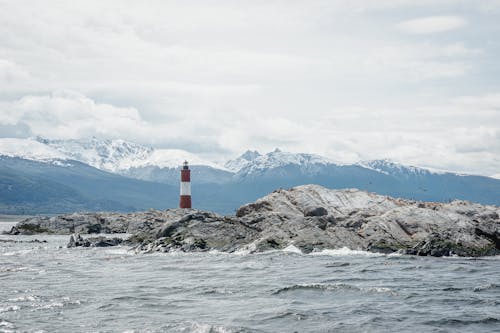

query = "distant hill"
[[0, 157, 177, 214]]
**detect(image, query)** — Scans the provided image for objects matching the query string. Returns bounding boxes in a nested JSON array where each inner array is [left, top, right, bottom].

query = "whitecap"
[[36, 302, 64, 310], [0, 305, 20, 313], [363, 286, 397, 295], [1, 249, 33, 256], [0, 266, 30, 273], [8, 295, 38, 302], [310, 247, 385, 257], [234, 240, 258, 255], [282, 244, 302, 254], [187, 323, 238, 333], [273, 283, 396, 296], [104, 247, 135, 256], [473, 283, 500, 292]]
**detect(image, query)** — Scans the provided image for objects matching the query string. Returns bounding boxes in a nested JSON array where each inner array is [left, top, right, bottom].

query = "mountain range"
[[0, 137, 499, 215]]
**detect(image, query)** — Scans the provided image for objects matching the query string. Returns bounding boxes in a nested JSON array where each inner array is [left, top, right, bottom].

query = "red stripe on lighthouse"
[[180, 195, 191, 209], [181, 169, 190, 182]]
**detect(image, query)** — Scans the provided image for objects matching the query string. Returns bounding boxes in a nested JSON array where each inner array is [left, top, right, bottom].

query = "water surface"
[[1, 221, 499, 332]]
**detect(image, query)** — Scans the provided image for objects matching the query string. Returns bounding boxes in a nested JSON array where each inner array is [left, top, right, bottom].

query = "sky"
[[0, 0, 499, 177]]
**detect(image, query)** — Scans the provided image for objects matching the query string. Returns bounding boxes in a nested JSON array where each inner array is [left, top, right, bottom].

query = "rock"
[[67, 233, 123, 248], [10, 184, 500, 257], [67, 233, 90, 248], [87, 236, 123, 247], [5, 226, 20, 235], [6, 209, 183, 235], [303, 206, 328, 217], [236, 201, 273, 217]]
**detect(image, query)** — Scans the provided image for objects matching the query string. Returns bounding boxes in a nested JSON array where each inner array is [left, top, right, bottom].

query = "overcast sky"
[[1, 0, 499, 177]]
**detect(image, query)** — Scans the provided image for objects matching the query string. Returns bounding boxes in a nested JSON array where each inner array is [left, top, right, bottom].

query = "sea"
[[1, 219, 500, 333]]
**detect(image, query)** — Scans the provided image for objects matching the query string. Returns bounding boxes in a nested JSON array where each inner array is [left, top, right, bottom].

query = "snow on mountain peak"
[[357, 159, 444, 176], [122, 148, 224, 170], [0, 138, 69, 162], [232, 149, 338, 175], [36, 137, 225, 172], [38, 137, 153, 172], [241, 150, 261, 161], [224, 150, 262, 172], [1, 137, 468, 179]]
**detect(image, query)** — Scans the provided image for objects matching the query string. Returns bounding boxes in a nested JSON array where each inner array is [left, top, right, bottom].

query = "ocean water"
[[1, 221, 500, 333]]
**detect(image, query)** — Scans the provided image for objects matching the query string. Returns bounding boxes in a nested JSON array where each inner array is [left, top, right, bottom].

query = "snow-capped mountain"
[[357, 159, 444, 178], [0, 137, 465, 180], [0, 138, 69, 163], [227, 148, 340, 177], [1, 137, 499, 215], [0, 137, 233, 185], [224, 150, 261, 172], [37, 137, 224, 172], [36, 137, 152, 172]]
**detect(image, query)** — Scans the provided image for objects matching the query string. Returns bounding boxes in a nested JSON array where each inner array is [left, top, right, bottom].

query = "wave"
[[199, 288, 234, 295], [177, 322, 264, 333], [425, 317, 500, 326], [440, 284, 500, 293], [0, 305, 20, 313], [8, 295, 38, 302], [137, 244, 398, 258], [259, 310, 310, 322], [273, 283, 395, 295], [1, 249, 33, 256], [0, 320, 15, 329], [325, 262, 350, 267], [310, 247, 386, 257], [473, 283, 500, 292], [0, 266, 33, 273], [282, 244, 302, 254], [103, 247, 135, 256]]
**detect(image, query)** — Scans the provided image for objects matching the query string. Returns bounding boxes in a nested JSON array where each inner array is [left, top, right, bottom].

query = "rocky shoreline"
[[5, 185, 500, 257]]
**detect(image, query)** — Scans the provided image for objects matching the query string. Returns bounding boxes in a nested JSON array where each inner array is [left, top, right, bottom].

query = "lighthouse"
[[179, 160, 192, 209]]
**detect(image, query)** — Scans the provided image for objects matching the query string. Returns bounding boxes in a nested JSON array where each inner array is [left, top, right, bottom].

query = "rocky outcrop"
[[5, 209, 185, 235], [67, 233, 124, 248], [5, 185, 500, 257]]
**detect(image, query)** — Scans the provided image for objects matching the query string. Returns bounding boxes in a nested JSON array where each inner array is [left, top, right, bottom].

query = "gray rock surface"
[[5, 185, 500, 257], [67, 233, 124, 248]]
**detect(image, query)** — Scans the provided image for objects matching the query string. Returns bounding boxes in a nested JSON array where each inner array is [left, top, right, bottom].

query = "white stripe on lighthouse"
[[180, 181, 191, 196]]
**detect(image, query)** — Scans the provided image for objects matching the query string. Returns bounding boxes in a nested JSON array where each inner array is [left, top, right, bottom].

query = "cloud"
[[0, 59, 36, 95], [0, 2, 498, 176], [398, 16, 467, 34], [0, 123, 32, 138], [1, 90, 147, 140], [1, 89, 500, 177]]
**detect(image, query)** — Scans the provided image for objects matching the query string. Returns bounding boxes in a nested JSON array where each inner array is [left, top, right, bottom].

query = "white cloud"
[[0, 2, 498, 176], [0, 59, 36, 93], [1, 89, 500, 177], [398, 16, 467, 34], [2, 90, 147, 140]]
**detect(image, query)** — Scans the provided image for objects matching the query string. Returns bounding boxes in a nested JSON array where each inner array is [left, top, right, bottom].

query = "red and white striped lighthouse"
[[179, 160, 192, 209]]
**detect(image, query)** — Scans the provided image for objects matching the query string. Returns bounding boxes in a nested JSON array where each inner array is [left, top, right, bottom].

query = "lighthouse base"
[[180, 195, 192, 209]]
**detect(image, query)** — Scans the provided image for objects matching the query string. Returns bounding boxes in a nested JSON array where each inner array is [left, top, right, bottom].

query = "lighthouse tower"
[[179, 160, 192, 209]]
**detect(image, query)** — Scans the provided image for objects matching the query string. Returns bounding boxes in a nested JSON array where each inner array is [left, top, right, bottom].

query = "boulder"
[[303, 206, 328, 217], [67, 233, 123, 248], [67, 233, 90, 248]]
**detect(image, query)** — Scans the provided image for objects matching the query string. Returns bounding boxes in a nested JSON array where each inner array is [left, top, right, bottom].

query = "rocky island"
[[6, 185, 500, 257]]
